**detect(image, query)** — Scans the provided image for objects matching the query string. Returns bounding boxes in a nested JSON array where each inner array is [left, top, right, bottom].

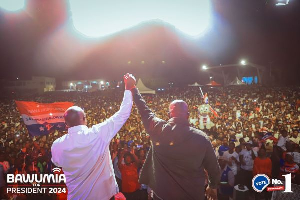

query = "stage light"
[[141, 61, 145, 64], [202, 65, 208, 70], [276, 0, 290, 6], [0, 0, 25, 12], [240, 60, 246, 65], [70, 83, 73, 86], [100, 81, 104, 85], [162, 61, 166, 64], [68, 0, 212, 37], [276, 3, 286, 6], [210, 77, 212, 79], [128, 61, 131, 64]]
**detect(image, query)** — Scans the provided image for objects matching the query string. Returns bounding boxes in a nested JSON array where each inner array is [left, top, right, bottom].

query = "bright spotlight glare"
[[240, 60, 246, 65], [276, 0, 289, 6], [69, 0, 212, 38], [276, 3, 286, 6], [100, 81, 104, 84], [202, 65, 208, 70], [0, 0, 25, 12]]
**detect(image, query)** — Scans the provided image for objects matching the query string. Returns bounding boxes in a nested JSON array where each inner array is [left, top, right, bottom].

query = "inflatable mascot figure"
[[198, 89, 219, 130]]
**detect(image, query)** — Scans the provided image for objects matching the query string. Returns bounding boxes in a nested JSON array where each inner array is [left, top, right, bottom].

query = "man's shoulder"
[[52, 134, 67, 149], [189, 127, 210, 141]]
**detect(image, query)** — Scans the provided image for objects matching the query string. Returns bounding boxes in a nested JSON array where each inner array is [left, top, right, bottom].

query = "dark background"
[[0, 0, 299, 86]]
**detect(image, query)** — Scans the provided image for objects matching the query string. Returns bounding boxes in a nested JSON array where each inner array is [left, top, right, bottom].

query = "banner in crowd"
[[15, 101, 74, 137]]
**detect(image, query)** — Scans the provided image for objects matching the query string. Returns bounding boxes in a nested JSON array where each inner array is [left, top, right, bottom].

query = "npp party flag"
[[15, 101, 74, 136]]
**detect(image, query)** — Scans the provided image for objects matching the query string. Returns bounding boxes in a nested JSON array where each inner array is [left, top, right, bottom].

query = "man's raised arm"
[[91, 74, 134, 144], [131, 83, 164, 134]]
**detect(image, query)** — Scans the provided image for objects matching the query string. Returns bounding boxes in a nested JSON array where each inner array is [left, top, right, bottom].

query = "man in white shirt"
[[239, 141, 257, 191], [289, 129, 300, 145], [239, 142, 257, 171], [189, 116, 198, 125], [51, 73, 135, 200], [223, 142, 240, 176], [277, 129, 289, 151]]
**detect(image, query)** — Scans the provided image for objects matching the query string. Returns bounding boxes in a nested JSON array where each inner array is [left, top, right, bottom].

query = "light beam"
[[68, 0, 212, 38], [0, 0, 25, 12]]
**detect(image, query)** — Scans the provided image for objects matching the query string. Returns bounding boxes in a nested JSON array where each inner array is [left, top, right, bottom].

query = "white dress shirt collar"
[[68, 125, 88, 134]]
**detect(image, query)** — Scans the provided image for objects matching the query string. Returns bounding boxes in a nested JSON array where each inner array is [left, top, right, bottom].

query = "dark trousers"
[[217, 192, 230, 200], [254, 190, 271, 200], [123, 189, 148, 200], [239, 168, 253, 192], [0, 186, 6, 199]]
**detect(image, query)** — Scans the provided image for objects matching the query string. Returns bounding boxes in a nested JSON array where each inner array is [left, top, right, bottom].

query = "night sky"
[[0, 0, 299, 85]]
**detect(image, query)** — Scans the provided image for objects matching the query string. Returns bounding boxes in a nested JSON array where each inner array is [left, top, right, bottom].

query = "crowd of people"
[[0, 85, 299, 199]]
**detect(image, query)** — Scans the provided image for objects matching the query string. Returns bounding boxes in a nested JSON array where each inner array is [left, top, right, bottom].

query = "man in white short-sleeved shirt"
[[289, 129, 300, 145], [223, 142, 240, 176], [277, 129, 289, 151], [239, 142, 257, 171]]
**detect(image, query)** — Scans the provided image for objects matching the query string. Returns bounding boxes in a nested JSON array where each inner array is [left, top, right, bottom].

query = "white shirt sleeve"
[[51, 138, 62, 167], [91, 90, 133, 144]]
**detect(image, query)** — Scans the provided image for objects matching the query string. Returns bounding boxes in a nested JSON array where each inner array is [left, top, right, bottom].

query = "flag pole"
[[199, 87, 204, 98]]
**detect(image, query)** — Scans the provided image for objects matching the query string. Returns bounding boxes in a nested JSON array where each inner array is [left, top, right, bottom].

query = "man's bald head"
[[64, 106, 86, 128], [169, 100, 189, 119]]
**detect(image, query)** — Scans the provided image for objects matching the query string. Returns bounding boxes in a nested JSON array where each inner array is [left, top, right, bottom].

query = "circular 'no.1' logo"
[[252, 174, 270, 192]]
